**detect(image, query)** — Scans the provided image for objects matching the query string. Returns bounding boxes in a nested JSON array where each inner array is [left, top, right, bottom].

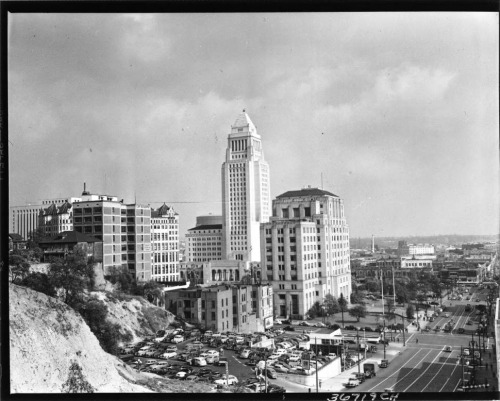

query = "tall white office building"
[[221, 111, 271, 262]]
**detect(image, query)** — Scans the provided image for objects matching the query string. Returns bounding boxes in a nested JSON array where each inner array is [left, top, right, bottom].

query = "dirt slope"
[[9, 284, 151, 393]]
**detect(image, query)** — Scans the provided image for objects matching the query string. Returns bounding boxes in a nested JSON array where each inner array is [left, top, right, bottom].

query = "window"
[[282, 208, 289, 218]]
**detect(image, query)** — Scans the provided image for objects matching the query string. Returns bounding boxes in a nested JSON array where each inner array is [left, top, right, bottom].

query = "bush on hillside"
[[20, 272, 57, 297]]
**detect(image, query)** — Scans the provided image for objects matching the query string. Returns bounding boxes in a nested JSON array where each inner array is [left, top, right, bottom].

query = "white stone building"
[[261, 187, 351, 319], [221, 111, 271, 262]]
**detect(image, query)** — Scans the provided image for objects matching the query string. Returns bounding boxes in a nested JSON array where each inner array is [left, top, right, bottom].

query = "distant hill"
[[350, 234, 499, 249]]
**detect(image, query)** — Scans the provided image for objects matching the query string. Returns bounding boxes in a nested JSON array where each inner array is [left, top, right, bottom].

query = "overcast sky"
[[8, 12, 499, 239]]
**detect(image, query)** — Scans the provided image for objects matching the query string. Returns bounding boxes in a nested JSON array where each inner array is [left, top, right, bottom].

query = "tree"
[[306, 301, 323, 318], [78, 299, 125, 355], [27, 226, 49, 250], [9, 254, 31, 284], [364, 278, 380, 293], [406, 304, 415, 320], [348, 305, 367, 322], [385, 298, 396, 321], [20, 272, 56, 297], [61, 360, 95, 393], [48, 248, 94, 308], [350, 292, 365, 305], [323, 294, 340, 318], [338, 294, 348, 328], [140, 280, 164, 307]]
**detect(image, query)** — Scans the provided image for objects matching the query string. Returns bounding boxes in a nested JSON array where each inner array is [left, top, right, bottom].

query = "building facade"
[[164, 282, 273, 333], [38, 230, 103, 262], [261, 187, 351, 319], [72, 195, 152, 281], [398, 241, 435, 256], [151, 204, 180, 282], [185, 215, 223, 262], [221, 111, 271, 262]]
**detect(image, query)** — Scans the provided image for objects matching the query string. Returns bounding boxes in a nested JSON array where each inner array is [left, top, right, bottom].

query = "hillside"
[[89, 290, 175, 343], [9, 284, 221, 393]]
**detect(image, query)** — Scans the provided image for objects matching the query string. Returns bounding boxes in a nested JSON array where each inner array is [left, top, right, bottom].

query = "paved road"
[[337, 285, 493, 393]]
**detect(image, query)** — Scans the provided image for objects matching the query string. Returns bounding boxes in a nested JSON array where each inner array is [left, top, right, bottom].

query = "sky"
[[8, 12, 499, 239]]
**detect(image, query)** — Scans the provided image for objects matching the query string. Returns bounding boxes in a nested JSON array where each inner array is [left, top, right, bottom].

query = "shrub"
[[20, 272, 57, 297], [61, 360, 95, 393]]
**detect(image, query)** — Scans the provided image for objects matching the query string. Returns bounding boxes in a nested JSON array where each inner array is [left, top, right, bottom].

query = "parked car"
[[266, 368, 277, 379], [443, 345, 452, 352], [171, 335, 184, 344], [274, 319, 283, 325], [161, 350, 178, 359], [283, 326, 295, 332], [193, 357, 207, 366], [458, 328, 465, 334], [273, 363, 289, 373], [214, 375, 239, 386]]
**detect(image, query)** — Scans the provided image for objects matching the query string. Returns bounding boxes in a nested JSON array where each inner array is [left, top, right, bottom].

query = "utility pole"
[[381, 269, 386, 359], [265, 359, 268, 393], [315, 337, 319, 393], [357, 328, 361, 376]]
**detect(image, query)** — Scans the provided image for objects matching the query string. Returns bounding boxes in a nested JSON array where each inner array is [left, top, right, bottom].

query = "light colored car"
[[240, 349, 251, 358], [206, 350, 220, 357], [235, 336, 245, 344], [274, 319, 283, 325], [288, 355, 301, 363], [171, 335, 184, 343], [443, 346, 452, 352], [273, 363, 289, 373], [214, 375, 238, 386], [444, 313, 450, 318], [274, 348, 286, 355], [463, 348, 470, 356], [193, 357, 207, 366], [176, 371, 188, 379], [161, 351, 178, 359], [206, 354, 219, 364]]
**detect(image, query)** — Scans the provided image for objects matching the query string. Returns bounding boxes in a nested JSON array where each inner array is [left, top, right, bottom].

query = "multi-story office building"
[[221, 111, 271, 262], [185, 215, 223, 262], [164, 282, 273, 333], [261, 187, 351, 319], [10, 204, 44, 240], [151, 203, 180, 282], [72, 193, 151, 281]]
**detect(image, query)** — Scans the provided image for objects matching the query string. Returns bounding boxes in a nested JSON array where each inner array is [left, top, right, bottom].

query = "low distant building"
[[398, 241, 434, 256], [164, 282, 273, 333], [400, 257, 433, 269], [9, 233, 27, 252], [38, 230, 103, 262]]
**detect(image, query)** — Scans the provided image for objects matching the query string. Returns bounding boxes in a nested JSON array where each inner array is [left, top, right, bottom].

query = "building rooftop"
[[232, 110, 256, 130], [276, 188, 338, 199], [188, 224, 223, 231], [151, 203, 178, 218], [39, 230, 102, 244], [9, 233, 25, 242]]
